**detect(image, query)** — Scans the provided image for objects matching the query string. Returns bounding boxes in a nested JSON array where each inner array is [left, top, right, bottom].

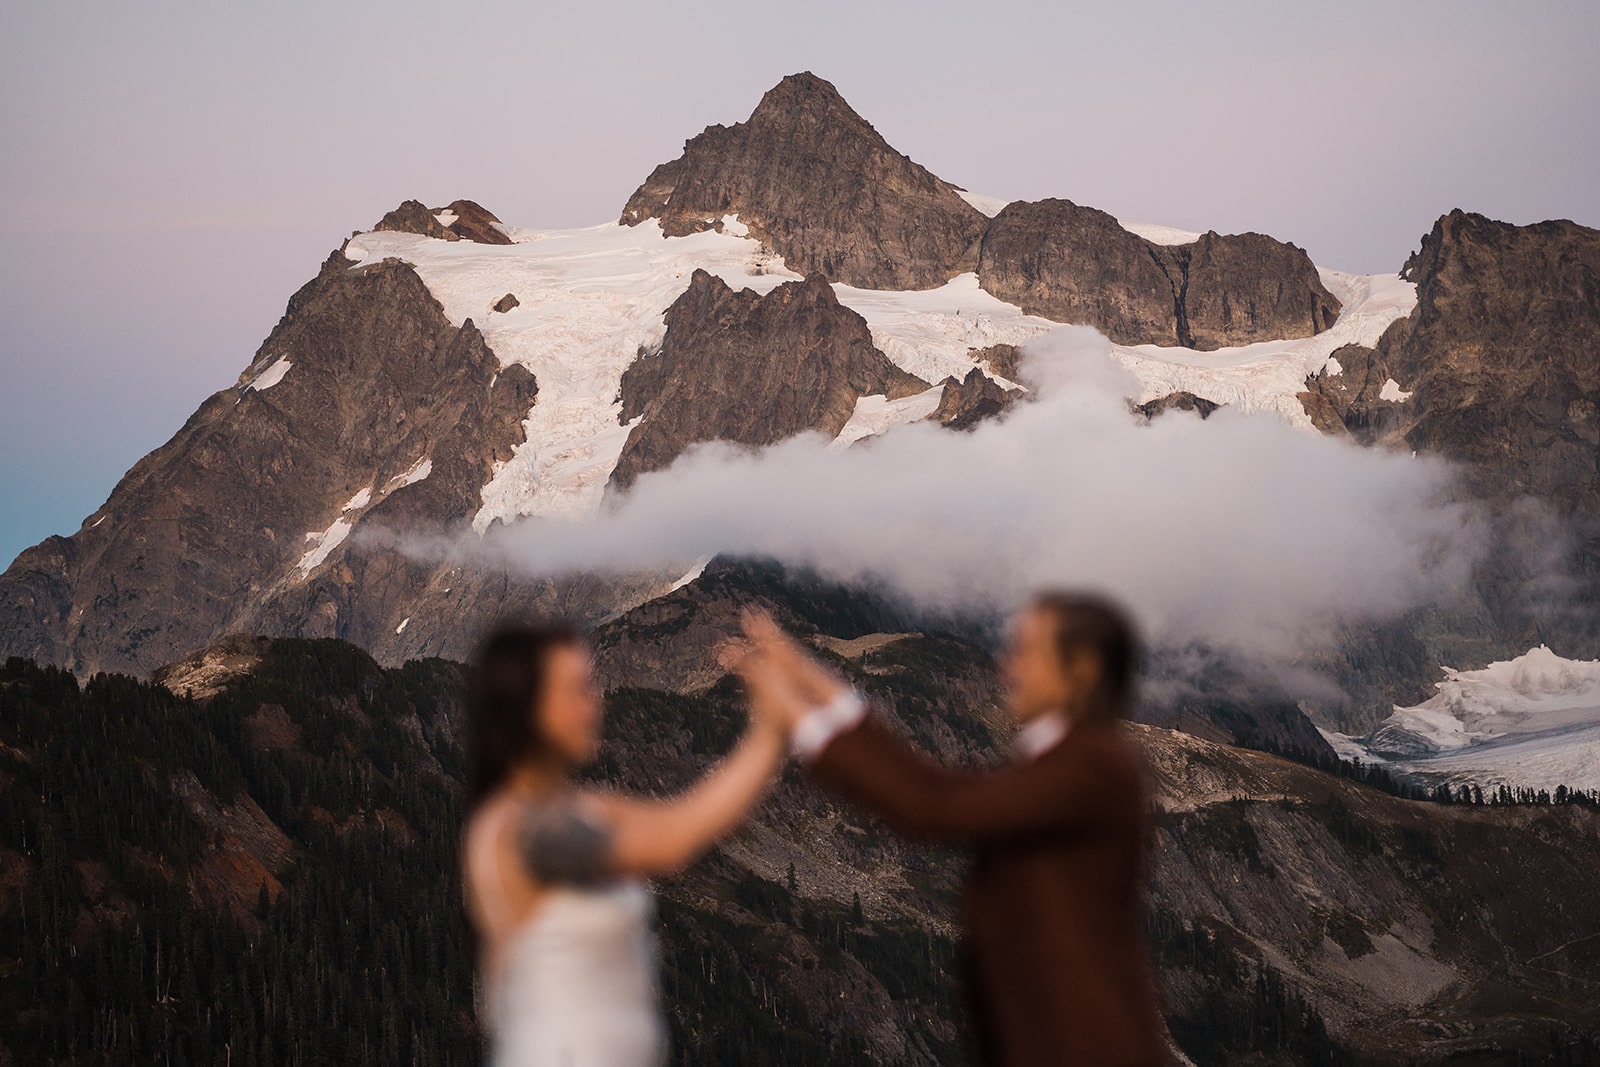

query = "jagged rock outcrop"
[[374, 199, 457, 240], [608, 270, 928, 490], [1379, 211, 1600, 512], [0, 250, 541, 676], [970, 342, 1023, 382], [977, 199, 1340, 349], [154, 632, 273, 700], [932, 367, 1017, 431], [1296, 343, 1407, 441], [438, 198, 515, 244], [1297, 212, 1600, 675], [1135, 391, 1221, 421], [491, 292, 519, 313], [374, 198, 514, 245], [1304, 213, 1600, 491], [619, 72, 988, 290]]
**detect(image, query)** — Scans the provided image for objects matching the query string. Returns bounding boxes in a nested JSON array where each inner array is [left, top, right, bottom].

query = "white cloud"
[[388, 326, 1486, 658]]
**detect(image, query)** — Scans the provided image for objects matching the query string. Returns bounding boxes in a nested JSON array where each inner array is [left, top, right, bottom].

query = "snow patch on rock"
[[246, 357, 292, 391], [298, 517, 353, 576], [341, 217, 1416, 525], [1379, 378, 1413, 402], [1118, 220, 1203, 246], [832, 386, 947, 448], [956, 189, 1010, 218]]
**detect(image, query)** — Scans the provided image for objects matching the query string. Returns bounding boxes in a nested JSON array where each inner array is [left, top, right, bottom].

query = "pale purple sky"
[[3, 1, 1597, 566]]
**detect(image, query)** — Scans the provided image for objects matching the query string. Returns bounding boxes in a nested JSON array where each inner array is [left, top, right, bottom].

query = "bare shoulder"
[[462, 792, 523, 889]]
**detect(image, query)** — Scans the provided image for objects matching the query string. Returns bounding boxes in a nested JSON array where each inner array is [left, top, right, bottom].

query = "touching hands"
[[716, 634, 805, 738], [738, 608, 849, 708], [718, 607, 855, 742]]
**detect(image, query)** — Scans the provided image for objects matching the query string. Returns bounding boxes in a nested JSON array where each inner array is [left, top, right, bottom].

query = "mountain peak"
[[748, 70, 858, 123], [619, 74, 986, 290], [372, 198, 513, 245]]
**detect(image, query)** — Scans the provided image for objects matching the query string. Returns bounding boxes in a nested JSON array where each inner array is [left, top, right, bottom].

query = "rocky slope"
[[977, 198, 1341, 349], [1296, 211, 1600, 701], [620, 71, 989, 290], [610, 270, 929, 490], [0, 247, 547, 677], [7, 592, 1597, 1065], [1299, 211, 1600, 489]]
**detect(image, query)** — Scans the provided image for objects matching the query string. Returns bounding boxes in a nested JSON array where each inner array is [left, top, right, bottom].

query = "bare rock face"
[[0, 250, 542, 676], [1300, 211, 1600, 698], [1379, 211, 1600, 509], [1182, 230, 1341, 348], [619, 72, 988, 290], [373, 198, 514, 245], [1383, 211, 1600, 650], [492, 293, 520, 313], [977, 199, 1340, 350], [153, 633, 272, 700], [1300, 211, 1600, 535], [608, 270, 928, 491]]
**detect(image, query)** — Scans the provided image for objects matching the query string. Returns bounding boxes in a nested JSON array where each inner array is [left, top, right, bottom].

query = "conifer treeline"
[[11, 641, 1593, 1064]]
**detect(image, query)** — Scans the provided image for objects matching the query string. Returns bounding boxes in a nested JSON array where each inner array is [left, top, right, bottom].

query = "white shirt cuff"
[[791, 686, 866, 762]]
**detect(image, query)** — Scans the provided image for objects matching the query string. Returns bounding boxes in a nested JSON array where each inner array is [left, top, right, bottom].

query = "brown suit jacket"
[[810, 711, 1167, 1067]]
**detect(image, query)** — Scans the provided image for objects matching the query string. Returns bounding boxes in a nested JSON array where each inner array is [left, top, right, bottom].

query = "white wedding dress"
[[482, 879, 667, 1066], [469, 794, 667, 1067]]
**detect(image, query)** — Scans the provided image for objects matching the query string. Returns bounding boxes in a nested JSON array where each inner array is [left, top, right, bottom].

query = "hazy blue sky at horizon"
[[3, 0, 1597, 567]]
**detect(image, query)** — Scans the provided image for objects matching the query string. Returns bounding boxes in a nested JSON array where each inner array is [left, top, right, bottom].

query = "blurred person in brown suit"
[[737, 593, 1167, 1067]]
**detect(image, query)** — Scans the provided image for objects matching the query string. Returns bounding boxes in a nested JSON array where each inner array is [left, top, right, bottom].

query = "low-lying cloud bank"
[[386, 326, 1488, 658]]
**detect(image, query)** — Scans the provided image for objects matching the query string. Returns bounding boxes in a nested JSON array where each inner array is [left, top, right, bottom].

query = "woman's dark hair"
[[1029, 591, 1141, 721], [463, 619, 584, 813]]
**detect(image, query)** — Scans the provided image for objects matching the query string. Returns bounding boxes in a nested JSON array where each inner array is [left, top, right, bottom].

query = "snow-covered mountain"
[[1322, 644, 1600, 790], [1, 72, 1596, 734], [337, 209, 1411, 532]]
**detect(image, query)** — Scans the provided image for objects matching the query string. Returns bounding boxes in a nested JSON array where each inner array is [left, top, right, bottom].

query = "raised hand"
[[738, 607, 849, 708], [716, 637, 807, 735]]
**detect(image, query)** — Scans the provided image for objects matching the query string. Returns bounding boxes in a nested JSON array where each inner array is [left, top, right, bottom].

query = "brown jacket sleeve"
[[808, 713, 1136, 843]]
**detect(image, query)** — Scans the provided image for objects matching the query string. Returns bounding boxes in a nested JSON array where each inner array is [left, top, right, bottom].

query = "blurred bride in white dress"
[[460, 620, 787, 1066]]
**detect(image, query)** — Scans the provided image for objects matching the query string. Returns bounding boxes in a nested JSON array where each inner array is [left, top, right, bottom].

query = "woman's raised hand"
[[738, 607, 849, 709], [717, 636, 804, 736]]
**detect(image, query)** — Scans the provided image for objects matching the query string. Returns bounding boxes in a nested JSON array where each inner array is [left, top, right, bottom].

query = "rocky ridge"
[[1295, 211, 1600, 687], [977, 198, 1341, 349], [0, 249, 543, 676]]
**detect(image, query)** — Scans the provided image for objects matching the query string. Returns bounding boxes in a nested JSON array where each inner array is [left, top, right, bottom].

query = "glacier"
[[1321, 645, 1600, 791], [339, 209, 1417, 534]]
